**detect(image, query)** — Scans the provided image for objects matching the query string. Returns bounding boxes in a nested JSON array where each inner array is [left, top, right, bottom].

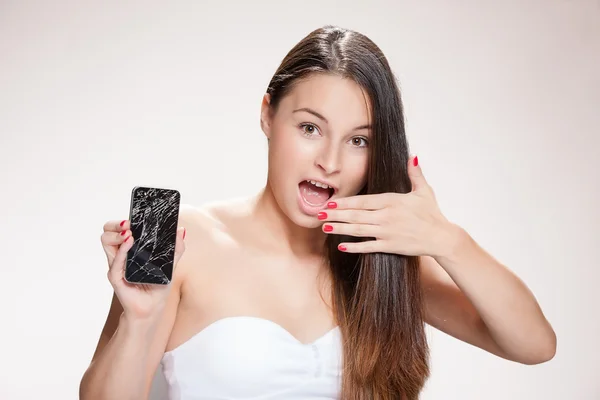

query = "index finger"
[[103, 219, 130, 232], [328, 193, 394, 210]]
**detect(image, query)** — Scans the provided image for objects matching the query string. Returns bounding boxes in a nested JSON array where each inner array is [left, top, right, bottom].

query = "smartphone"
[[124, 186, 181, 285]]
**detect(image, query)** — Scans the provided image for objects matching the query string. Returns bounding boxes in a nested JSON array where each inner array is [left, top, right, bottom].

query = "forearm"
[[80, 314, 158, 400], [434, 224, 556, 364]]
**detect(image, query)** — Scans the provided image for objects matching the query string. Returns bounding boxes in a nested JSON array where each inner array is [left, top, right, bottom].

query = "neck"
[[250, 183, 327, 259]]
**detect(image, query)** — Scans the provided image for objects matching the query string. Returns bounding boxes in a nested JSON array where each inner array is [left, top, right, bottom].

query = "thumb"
[[408, 155, 427, 192], [108, 234, 134, 286], [173, 226, 186, 266]]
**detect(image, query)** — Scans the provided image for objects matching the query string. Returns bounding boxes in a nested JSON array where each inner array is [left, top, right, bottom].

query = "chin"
[[289, 211, 323, 229], [274, 194, 323, 230]]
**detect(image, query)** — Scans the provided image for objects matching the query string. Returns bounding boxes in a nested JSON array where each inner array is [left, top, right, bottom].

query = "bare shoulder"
[[173, 197, 259, 291], [170, 198, 256, 316], [178, 196, 256, 253]]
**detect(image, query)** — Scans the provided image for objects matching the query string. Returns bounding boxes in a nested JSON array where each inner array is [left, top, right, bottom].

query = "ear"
[[260, 93, 273, 139]]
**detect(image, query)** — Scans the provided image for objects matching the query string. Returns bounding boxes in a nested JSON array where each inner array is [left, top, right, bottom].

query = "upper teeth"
[[307, 180, 332, 189]]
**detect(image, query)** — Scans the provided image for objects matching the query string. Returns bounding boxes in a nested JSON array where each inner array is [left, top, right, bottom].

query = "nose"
[[315, 142, 341, 175]]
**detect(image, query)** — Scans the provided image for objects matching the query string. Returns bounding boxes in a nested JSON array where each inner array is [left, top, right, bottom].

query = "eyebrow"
[[292, 107, 371, 131]]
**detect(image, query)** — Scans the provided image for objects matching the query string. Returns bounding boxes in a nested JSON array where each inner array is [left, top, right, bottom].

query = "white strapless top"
[[160, 316, 343, 399]]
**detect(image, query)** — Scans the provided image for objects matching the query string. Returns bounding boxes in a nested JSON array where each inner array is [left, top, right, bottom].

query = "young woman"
[[79, 25, 556, 400]]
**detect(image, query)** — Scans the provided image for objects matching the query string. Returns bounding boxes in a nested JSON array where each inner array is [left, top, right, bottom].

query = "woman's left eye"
[[350, 137, 369, 147]]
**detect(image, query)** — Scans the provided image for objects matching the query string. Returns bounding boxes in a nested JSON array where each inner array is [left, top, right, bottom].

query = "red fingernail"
[[120, 230, 126, 236], [323, 224, 333, 232], [338, 244, 347, 251], [183, 228, 186, 240], [124, 235, 130, 242], [413, 156, 419, 166], [120, 220, 126, 227], [327, 202, 337, 209], [318, 212, 327, 220]]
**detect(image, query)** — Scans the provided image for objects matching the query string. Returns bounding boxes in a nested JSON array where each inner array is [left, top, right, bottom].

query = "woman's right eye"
[[299, 123, 320, 136]]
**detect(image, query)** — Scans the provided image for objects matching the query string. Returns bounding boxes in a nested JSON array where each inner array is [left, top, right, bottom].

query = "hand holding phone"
[[100, 186, 185, 321]]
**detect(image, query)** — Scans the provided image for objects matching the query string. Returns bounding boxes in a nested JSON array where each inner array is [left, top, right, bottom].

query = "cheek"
[[270, 132, 290, 163], [341, 154, 369, 193], [267, 126, 306, 186], [269, 125, 313, 168]]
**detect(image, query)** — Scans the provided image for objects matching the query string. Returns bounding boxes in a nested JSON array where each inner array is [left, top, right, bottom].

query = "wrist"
[[432, 222, 468, 260], [119, 312, 161, 336]]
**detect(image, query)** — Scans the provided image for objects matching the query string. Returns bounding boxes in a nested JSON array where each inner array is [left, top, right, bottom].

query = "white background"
[[1, 0, 598, 399]]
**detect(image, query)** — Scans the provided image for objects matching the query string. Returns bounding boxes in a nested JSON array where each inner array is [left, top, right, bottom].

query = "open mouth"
[[298, 179, 336, 207]]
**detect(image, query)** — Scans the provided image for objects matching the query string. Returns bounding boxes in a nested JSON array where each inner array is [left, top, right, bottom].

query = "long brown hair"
[[266, 25, 430, 399]]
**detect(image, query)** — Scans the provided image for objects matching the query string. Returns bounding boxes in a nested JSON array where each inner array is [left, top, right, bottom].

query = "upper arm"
[[419, 255, 508, 359]]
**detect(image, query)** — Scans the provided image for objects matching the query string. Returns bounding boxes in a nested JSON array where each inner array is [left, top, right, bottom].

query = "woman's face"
[[261, 73, 372, 229]]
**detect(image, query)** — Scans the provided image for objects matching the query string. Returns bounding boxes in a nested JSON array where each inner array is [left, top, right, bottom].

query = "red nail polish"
[[124, 235, 130, 242], [323, 224, 333, 232], [318, 212, 327, 220], [327, 202, 337, 209], [338, 244, 347, 251], [413, 156, 419, 166], [120, 230, 126, 236], [183, 228, 186, 239], [120, 220, 126, 227]]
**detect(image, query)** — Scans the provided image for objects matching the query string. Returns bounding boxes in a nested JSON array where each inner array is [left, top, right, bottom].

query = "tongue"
[[299, 181, 330, 205]]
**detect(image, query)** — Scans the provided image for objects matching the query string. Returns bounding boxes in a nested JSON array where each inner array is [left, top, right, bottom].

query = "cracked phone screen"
[[125, 186, 180, 285]]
